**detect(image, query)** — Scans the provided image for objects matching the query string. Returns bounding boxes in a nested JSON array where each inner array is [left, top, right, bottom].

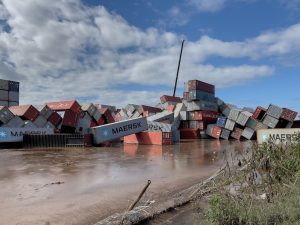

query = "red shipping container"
[[180, 128, 200, 139], [124, 132, 173, 145], [46, 100, 81, 113], [187, 80, 215, 94], [62, 110, 80, 128], [292, 120, 300, 128], [47, 111, 62, 127], [281, 108, 297, 122], [207, 125, 221, 139], [84, 134, 93, 147], [138, 105, 162, 114], [97, 116, 106, 126], [99, 108, 115, 123], [252, 106, 267, 120], [90, 119, 97, 127], [180, 121, 189, 129], [191, 111, 219, 121], [160, 95, 181, 104], [231, 127, 243, 140], [9, 105, 39, 121]]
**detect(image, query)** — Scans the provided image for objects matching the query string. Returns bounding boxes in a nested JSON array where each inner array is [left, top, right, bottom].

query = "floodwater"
[[0, 140, 252, 225]]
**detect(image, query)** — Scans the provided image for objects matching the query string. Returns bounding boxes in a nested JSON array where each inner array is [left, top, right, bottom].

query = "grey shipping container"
[[4, 116, 24, 128], [119, 109, 129, 120], [220, 128, 231, 140], [0, 127, 53, 143], [93, 110, 101, 122], [131, 110, 141, 119], [266, 104, 283, 119], [0, 106, 14, 124], [242, 127, 255, 140], [40, 105, 53, 120], [236, 111, 253, 126], [0, 90, 8, 101], [257, 128, 300, 144], [44, 121, 56, 130], [188, 90, 215, 102], [246, 117, 259, 130], [33, 115, 47, 128], [147, 121, 172, 132], [23, 121, 37, 128], [228, 108, 242, 121], [81, 103, 97, 117], [8, 101, 19, 107], [8, 81, 19, 92], [262, 115, 279, 128], [172, 128, 180, 143], [8, 91, 19, 102], [216, 98, 224, 106], [90, 117, 148, 144], [186, 101, 218, 112], [225, 119, 235, 131], [76, 112, 92, 134], [256, 122, 268, 131], [0, 79, 9, 90], [147, 111, 174, 123], [0, 101, 8, 107]]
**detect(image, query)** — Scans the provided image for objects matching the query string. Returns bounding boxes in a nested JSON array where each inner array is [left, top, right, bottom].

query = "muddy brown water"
[[0, 140, 252, 225]]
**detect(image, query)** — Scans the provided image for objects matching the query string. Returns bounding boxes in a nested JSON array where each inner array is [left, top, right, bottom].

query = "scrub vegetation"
[[203, 140, 300, 225]]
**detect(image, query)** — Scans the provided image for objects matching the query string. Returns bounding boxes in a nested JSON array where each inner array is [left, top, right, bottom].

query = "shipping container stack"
[[0, 79, 20, 107], [180, 80, 220, 139]]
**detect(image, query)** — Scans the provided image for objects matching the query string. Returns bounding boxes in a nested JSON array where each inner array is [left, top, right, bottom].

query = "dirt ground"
[[0, 140, 252, 225]]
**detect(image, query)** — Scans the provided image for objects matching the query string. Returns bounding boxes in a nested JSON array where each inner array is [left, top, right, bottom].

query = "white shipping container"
[[0, 127, 54, 143], [0, 106, 14, 124], [228, 108, 242, 121], [179, 111, 188, 121], [0, 90, 8, 101], [147, 111, 174, 123], [262, 115, 278, 128], [225, 119, 235, 131], [147, 121, 172, 132], [236, 111, 253, 126], [0, 79, 9, 90], [257, 128, 300, 144], [90, 117, 148, 144], [33, 115, 47, 128], [8, 91, 19, 102], [131, 110, 141, 119], [266, 104, 283, 119], [0, 101, 8, 107]]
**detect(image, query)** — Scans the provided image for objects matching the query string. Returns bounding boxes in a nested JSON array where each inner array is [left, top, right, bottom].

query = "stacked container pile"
[[179, 80, 220, 139], [0, 79, 19, 107]]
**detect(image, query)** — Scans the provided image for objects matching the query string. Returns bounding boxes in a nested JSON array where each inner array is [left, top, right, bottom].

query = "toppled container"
[[206, 124, 221, 139], [90, 117, 148, 144], [280, 108, 297, 122], [9, 105, 39, 121], [266, 104, 283, 119], [252, 106, 267, 120], [46, 100, 81, 113], [147, 111, 174, 123], [124, 132, 173, 145], [0, 106, 14, 124], [187, 80, 215, 94]]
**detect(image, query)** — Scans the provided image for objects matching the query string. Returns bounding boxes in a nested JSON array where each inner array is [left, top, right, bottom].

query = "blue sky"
[[0, 0, 300, 113]]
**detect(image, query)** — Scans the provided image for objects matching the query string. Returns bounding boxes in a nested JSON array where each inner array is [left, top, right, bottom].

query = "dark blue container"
[[8, 81, 19, 92], [217, 116, 226, 128]]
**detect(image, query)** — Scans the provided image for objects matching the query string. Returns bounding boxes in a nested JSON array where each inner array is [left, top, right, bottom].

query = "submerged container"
[[206, 124, 221, 139], [90, 117, 148, 144], [231, 127, 243, 140], [220, 128, 231, 140], [242, 127, 255, 140], [124, 132, 173, 145], [180, 128, 200, 139]]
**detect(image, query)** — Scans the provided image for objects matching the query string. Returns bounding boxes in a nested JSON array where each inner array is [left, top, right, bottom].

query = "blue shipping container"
[[217, 116, 226, 128], [9, 81, 19, 92]]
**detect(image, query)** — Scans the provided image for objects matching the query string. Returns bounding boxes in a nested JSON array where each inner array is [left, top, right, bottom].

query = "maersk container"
[[236, 111, 252, 126], [90, 117, 148, 144], [0, 90, 8, 101], [33, 115, 47, 128], [147, 111, 174, 123], [0, 127, 53, 143], [242, 127, 255, 140], [257, 128, 300, 144], [220, 128, 231, 140], [188, 90, 215, 102], [266, 104, 283, 119], [186, 101, 218, 112], [81, 103, 97, 117], [262, 115, 279, 128], [225, 119, 235, 131], [0, 79, 9, 90], [0, 106, 14, 124], [147, 121, 172, 132]]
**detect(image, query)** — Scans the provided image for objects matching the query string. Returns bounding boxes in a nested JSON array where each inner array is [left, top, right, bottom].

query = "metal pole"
[[173, 40, 185, 97]]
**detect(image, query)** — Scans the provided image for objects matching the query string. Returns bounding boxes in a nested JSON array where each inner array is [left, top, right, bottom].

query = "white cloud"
[[0, 0, 298, 107], [188, 0, 227, 12]]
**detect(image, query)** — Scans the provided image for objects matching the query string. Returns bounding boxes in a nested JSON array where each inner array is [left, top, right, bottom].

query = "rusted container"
[[62, 110, 80, 128], [180, 128, 200, 139], [0, 106, 14, 124], [189, 120, 204, 130], [33, 115, 47, 128], [124, 132, 173, 145], [183, 92, 189, 101], [0, 79, 9, 90], [220, 128, 231, 140], [187, 80, 215, 94], [47, 111, 62, 127], [206, 124, 221, 139], [236, 111, 252, 126], [266, 104, 283, 119], [231, 127, 243, 140], [242, 127, 255, 140], [96, 116, 106, 126], [9, 105, 39, 121], [8, 81, 19, 92], [217, 116, 226, 128], [262, 115, 279, 128], [46, 100, 81, 113], [280, 108, 297, 122], [252, 106, 267, 120], [179, 121, 189, 129], [188, 90, 215, 102], [0, 90, 8, 101], [81, 103, 97, 117], [99, 108, 115, 124], [225, 119, 235, 131], [160, 95, 181, 104]]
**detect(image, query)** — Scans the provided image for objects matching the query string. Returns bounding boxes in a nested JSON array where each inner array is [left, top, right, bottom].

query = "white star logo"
[[102, 129, 109, 137], [0, 131, 8, 139], [262, 134, 268, 141]]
